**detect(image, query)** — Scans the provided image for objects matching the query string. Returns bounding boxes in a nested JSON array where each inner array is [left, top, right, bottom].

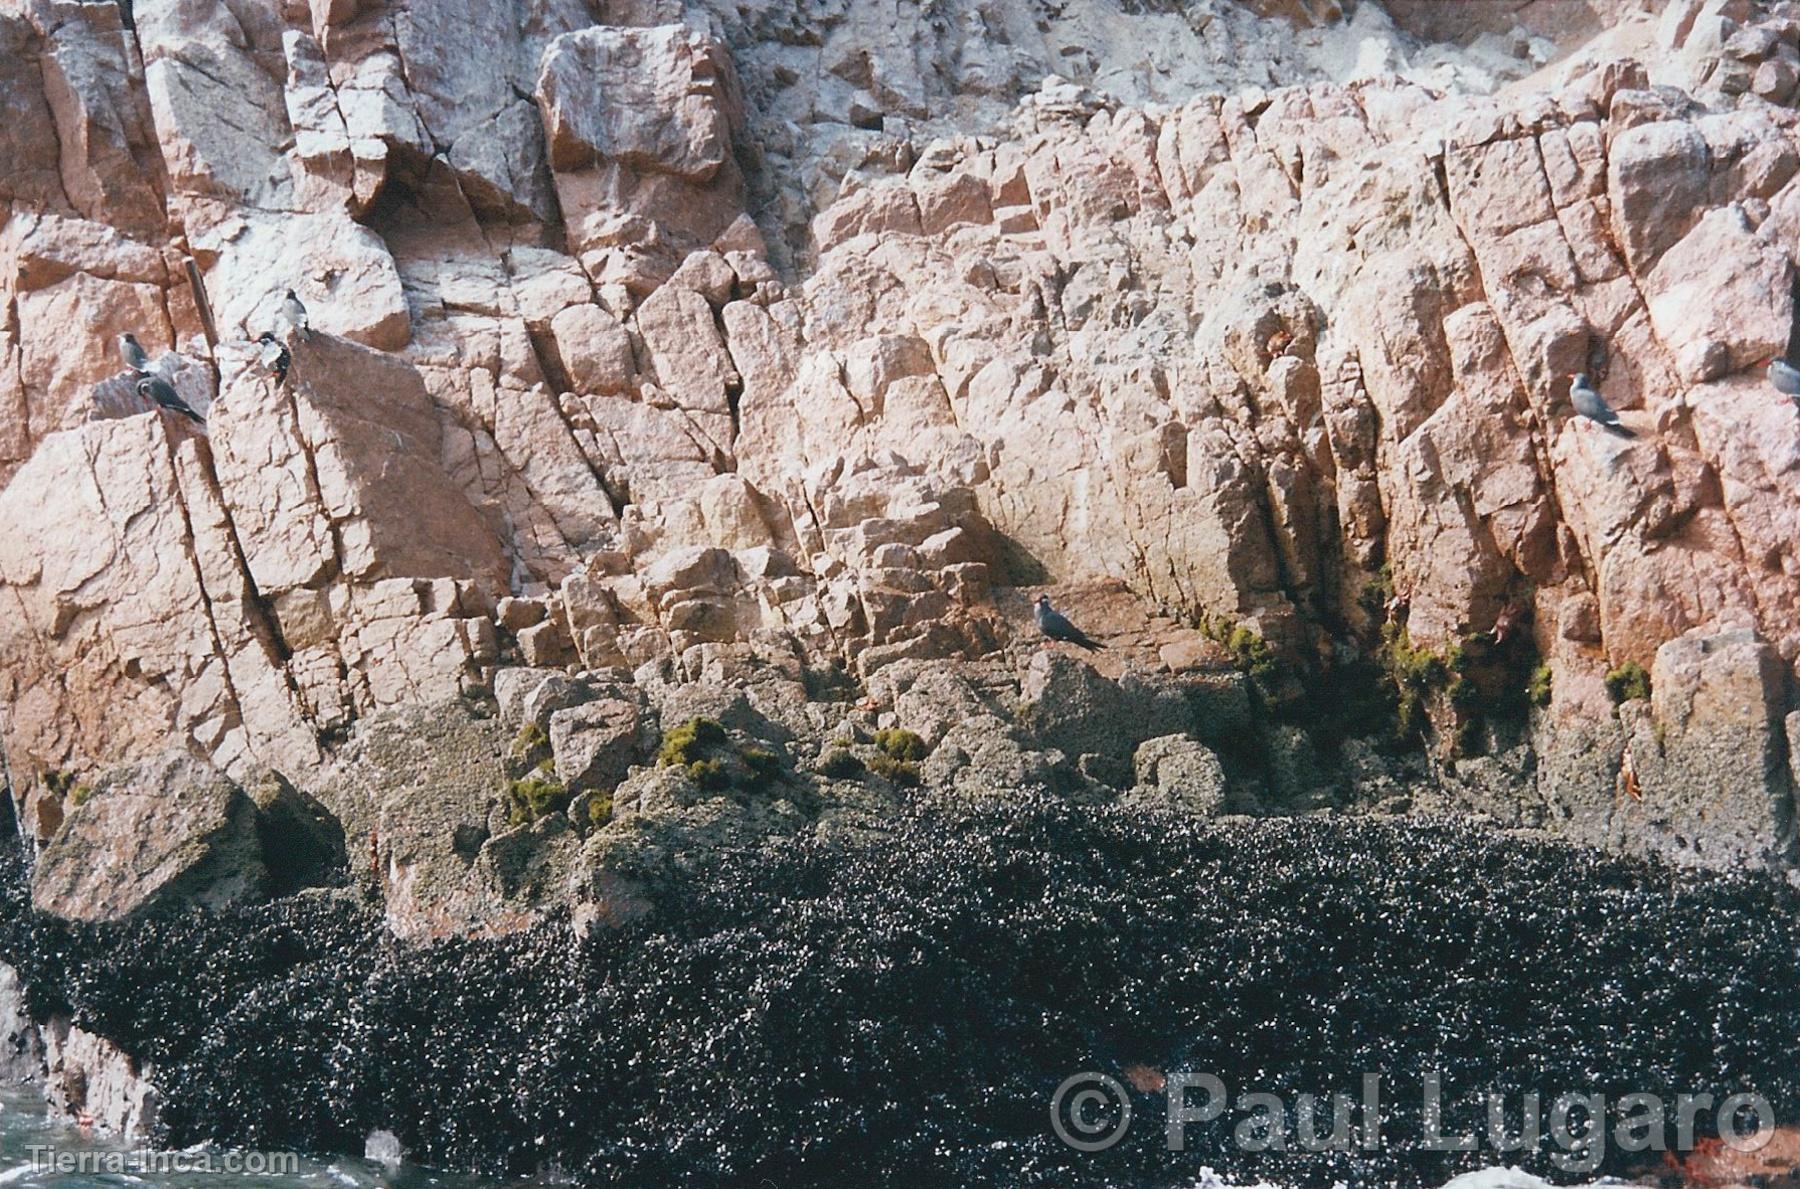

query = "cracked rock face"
[[6, 0, 1800, 908]]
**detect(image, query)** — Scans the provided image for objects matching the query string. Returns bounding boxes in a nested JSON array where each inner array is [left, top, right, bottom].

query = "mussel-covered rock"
[[0, 803, 1794, 1189]]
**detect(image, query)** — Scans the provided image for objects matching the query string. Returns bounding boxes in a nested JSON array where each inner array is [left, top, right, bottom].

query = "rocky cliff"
[[4, 0, 1800, 936]]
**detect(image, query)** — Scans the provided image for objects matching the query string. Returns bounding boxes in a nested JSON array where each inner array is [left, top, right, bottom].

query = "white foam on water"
[[1173, 1168, 1635, 1189], [1440, 1170, 1636, 1189]]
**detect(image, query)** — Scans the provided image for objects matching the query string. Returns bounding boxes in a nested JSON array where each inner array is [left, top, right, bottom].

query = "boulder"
[[477, 816, 583, 904], [550, 698, 642, 793], [0, 962, 44, 1084], [536, 24, 747, 259], [1642, 205, 1790, 383], [1622, 623, 1797, 869], [1126, 735, 1228, 816], [245, 771, 347, 896], [879, 661, 1002, 747], [1606, 120, 1710, 271], [637, 284, 739, 417], [388, 0, 562, 221], [537, 26, 738, 183], [42, 1018, 158, 1137], [0, 18, 76, 214], [521, 672, 606, 732], [31, 752, 267, 921], [494, 667, 568, 725], [571, 795, 804, 934], [1019, 651, 1192, 763], [551, 304, 637, 395], [920, 713, 1079, 797], [316, 702, 548, 940]]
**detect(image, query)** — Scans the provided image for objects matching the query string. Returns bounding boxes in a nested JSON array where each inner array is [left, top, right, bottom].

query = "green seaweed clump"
[[867, 753, 921, 788], [1377, 625, 1480, 752], [506, 766, 570, 827], [459, 684, 496, 720], [41, 771, 95, 807], [657, 717, 747, 791], [687, 758, 730, 791], [658, 717, 728, 768], [1605, 661, 1651, 705], [865, 729, 928, 787], [1527, 664, 1553, 709], [873, 729, 928, 763], [818, 749, 865, 780], [587, 794, 614, 829], [742, 747, 783, 789], [1358, 564, 1395, 618], [510, 722, 549, 759], [1222, 626, 1276, 681], [1197, 616, 1279, 682], [1379, 623, 1450, 738]]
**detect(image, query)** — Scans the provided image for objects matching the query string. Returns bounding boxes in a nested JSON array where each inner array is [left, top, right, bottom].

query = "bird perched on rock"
[[1568, 372, 1634, 437], [1034, 594, 1104, 651], [282, 289, 312, 341], [1766, 357, 1800, 396], [136, 375, 204, 423], [257, 331, 290, 384], [118, 333, 148, 373]]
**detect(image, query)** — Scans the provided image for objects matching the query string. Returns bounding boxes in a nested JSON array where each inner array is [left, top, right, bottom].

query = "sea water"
[[0, 1086, 497, 1189]]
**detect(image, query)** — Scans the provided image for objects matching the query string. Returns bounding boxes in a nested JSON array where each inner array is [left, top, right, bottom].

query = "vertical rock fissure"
[[1438, 146, 1595, 611], [206, 459, 296, 666], [272, 374, 358, 729], [518, 329, 626, 520], [157, 428, 256, 759]]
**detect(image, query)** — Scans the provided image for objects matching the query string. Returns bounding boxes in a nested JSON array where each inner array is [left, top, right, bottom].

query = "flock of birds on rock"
[[117, 290, 309, 426], [118, 332, 202, 423], [117, 286, 1113, 657], [100, 284, 1800, 655], [1038, 356, 1800, 649]]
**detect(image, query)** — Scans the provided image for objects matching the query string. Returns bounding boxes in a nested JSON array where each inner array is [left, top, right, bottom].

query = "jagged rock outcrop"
[[6, 0, 1800, 916], [29, 752, 343, 920], [1126, 735, 1232, 815]]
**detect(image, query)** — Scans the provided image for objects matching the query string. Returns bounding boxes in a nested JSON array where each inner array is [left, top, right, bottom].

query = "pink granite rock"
[[8, 0, 1800, 891]]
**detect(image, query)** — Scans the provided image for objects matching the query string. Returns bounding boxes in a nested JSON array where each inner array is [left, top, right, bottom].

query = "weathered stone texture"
[[6, 0, 1800, 893]]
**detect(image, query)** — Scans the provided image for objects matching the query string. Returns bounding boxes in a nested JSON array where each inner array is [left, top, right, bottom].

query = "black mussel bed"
[[0, 798, 1796, 1188]]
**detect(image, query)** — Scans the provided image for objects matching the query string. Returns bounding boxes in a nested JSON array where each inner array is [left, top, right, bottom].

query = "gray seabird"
[[257, 332, 290, 383], [118, 333, 148, 373], [1034, 594, 1104, 652], [282, 289, 312, 341], [1569, 373, 1633, 438], [136, 375, 204, 423], [1767, 358, 1800, 396]]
